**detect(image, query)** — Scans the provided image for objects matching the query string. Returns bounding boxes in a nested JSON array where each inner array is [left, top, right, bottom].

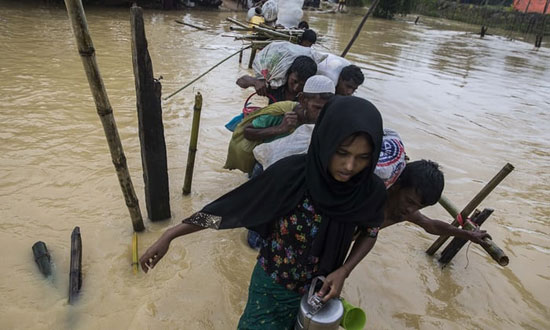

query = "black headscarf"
[[202, 96, 387, 275]]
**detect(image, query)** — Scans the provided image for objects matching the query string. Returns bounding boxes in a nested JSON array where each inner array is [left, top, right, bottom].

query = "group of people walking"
[[139, 38, 490, 329]]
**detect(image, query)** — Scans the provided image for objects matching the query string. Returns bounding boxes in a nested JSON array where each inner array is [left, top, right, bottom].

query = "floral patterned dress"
[[257, 195, 322, 295]]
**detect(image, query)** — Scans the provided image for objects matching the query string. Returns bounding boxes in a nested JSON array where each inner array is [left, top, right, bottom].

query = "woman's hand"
[[139, 236, 171, 273], [317, 267, 349, 303]]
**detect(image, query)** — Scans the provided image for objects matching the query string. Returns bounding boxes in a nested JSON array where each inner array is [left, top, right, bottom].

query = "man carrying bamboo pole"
[[225, 75, 335, 174], [236, 55, 317, 104]]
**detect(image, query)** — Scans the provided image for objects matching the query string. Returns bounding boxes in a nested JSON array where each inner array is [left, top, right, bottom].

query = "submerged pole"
[[69, 227, 82, 304], [32, 241, 52, 277], [64, 0, 144, 231], [131, 5, 171, 222], [340, 0, 381, 58], [426, 163, 514, 255], [183, 92, 203, 195]]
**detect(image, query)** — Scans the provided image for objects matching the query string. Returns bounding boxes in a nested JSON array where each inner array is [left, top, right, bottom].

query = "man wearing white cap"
[[224, 75, 335, 174]]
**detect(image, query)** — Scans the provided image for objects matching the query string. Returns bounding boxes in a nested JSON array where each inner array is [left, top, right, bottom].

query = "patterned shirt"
[[258, 196, 322, 295]]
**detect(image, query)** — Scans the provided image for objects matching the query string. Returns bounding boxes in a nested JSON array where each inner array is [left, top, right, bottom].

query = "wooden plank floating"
[[426, 163, 514, 255], [64, 0, 145, 232], [32, 241, 52, 277], [182, 92, 203, 195], [69, 227, 82, 304], [131, 5, 171, 222]]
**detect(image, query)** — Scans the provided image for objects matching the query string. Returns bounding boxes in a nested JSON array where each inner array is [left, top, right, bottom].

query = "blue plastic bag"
[[225, 113, 244, 132]]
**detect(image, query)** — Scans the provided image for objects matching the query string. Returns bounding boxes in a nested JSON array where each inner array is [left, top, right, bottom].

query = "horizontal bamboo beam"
[[426, 163, 514, 255]]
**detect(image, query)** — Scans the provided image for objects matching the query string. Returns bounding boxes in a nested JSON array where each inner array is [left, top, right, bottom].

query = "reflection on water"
[[0, 1, 549, 329]]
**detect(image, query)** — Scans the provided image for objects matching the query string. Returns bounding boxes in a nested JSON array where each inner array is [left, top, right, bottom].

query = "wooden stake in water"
[[64, 0, 144, 231], [131, 5, 171, 222], [69, 227, 82, 304], [132, 232, 139, 274], [183, 92, 203, 195], [426, 163, 514, 255]]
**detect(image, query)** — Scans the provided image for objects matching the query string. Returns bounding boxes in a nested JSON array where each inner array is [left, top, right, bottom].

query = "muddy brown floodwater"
[[0, 2, 549, 329]]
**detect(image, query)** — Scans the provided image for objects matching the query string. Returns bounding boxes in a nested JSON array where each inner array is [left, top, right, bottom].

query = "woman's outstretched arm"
[[139, 219, 207, 273]]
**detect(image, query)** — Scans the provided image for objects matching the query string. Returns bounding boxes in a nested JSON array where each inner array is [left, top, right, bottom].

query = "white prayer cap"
[[302, 75, 335, 94]]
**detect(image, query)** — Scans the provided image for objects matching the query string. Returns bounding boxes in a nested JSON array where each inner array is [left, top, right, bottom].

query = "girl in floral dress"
[[140, 96, 387, 329]]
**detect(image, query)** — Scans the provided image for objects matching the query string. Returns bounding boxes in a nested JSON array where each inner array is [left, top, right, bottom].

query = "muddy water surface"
[[0, 2, 549, 329]]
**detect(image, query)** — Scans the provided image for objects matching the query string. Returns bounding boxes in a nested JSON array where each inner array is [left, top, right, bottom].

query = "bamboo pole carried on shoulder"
[[426, 163, 514, 255], [64, 0, 144, 232]]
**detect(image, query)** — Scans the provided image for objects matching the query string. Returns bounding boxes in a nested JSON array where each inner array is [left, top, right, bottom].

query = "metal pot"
[[295, 276, 344, 330]]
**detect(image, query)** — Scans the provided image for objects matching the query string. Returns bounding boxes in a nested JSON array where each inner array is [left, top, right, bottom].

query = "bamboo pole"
[[439, 208, 491, 264], [251, 25, 296, 41], [340, 0, 381, 58], [32, 241, 52, 277], [226, 17, 250, 29], [182, 92, 203, 195], [437, 199, 509, 266], [426, 163, 514, 255], [64, 0, 144, 232], [69, 227, 82, 304], [132, 232, 139, 274], [174, 19, 206, 31], [164, 46, 251, 100]]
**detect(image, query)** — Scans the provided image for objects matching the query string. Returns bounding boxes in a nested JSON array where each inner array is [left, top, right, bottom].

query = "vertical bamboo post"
[[340, 0, 381, 58], [69, 227, 82, 304], [64, 0, 144, 231], [132, 232, 139, 274], [131, 5, 171, 222], [182, 92, 203, 195], [426, 163, 514, 255]]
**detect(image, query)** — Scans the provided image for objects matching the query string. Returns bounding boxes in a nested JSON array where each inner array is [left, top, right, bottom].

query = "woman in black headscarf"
[[140, 96, 387, 329]]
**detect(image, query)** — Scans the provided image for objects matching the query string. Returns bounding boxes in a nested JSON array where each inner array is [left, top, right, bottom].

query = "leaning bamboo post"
[[340, 0, 381, 58], [436, 199, 509, 266], [439, 208, 491, 264], [64, 0, 144, 232], [164, 46, 250, 100], [182, 92, 203, 195], [69, 227, 82, 304], [426, 163, 514, 255]]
